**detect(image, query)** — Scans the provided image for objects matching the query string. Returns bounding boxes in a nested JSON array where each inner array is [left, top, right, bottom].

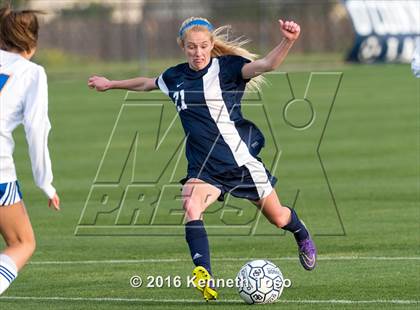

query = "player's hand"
[[48, 193, 60, 211], [88, 75, 112, 92], [279, 19, 300, 42]]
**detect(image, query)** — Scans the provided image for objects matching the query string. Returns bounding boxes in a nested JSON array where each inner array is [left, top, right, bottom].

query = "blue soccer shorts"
[[0, 181, 23, 206]]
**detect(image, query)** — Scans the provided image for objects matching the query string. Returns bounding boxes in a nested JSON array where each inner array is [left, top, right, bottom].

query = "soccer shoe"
[[297, 227, 317, 271], [203, 286, 218, 301], [192, 266, 218, 301]]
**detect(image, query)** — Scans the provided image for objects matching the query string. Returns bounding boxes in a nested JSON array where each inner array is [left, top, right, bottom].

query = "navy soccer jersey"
[[156, 55, 274, 199]]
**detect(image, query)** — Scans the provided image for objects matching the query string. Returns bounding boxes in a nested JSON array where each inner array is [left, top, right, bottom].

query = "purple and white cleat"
[[298, 237, 317, 271]]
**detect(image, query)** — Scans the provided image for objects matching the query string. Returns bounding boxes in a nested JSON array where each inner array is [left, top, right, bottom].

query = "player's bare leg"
[[182, 178, 221, 222], [254, 190, 291, 228], [0, 201, 36, 294], [182, 178, 220, 300], [255, 190, 317, 271]]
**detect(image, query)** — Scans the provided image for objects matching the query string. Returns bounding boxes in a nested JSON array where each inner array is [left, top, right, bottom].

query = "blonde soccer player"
[[0, 5, 60, 295], [89, 17, 316, 301]]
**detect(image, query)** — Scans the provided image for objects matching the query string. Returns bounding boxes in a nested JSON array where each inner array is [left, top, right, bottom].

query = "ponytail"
[[211, 25, 265, 92]]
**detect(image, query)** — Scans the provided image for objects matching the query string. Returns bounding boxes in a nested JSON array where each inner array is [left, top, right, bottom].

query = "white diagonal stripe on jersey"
[[202, 59, 272, 199], [243, 160, 273, 199]]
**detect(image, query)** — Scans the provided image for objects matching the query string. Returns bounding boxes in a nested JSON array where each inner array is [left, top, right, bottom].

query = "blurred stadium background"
[[0, 0, 419, 309], [31, 0, 353, 62], [12, 0, 418, 68]]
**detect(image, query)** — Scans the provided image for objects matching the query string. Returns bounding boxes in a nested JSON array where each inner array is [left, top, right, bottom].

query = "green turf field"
[[0, 57, 418, 309]]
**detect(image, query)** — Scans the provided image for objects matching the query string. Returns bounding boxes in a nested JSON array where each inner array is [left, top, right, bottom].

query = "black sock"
[[282, 207, 309, 243], [185, 220, 212, 275]]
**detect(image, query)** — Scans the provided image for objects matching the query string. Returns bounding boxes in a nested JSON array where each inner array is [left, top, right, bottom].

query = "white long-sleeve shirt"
[[0, 49, 55, 199]]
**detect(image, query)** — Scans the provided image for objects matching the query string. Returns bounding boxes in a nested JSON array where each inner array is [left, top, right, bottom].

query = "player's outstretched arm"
[[88, 76, 158, 92], [242, 19, 300, 79]]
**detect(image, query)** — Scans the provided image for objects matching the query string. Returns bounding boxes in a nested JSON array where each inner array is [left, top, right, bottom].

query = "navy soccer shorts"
[[181, 163, 277, 202], [0, 181, 23, 206]]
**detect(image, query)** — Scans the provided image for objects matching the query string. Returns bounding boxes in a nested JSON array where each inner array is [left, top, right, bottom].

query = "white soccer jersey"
[[0, 49, 55, 199]]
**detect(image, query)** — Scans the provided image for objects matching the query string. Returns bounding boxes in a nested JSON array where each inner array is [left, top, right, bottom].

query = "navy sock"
[[282, 207, 309, 243], [185, 220, 212, 275]]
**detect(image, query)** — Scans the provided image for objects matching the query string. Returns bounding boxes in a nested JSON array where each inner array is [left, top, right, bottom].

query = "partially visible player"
[[412, 36, 420, 78], [0, 4, 60, 295], [88, 17, 316, 301]]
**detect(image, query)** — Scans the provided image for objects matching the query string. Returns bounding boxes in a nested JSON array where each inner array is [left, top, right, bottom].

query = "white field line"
[[0, 296, 419, 305], [28, 256, 420, 265]]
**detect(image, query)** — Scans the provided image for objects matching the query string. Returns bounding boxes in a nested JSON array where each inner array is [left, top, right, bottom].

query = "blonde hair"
[[177, 17, 266, 92]]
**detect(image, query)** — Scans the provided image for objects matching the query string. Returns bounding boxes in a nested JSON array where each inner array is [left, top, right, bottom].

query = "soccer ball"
[[236, 260, 286, 304]]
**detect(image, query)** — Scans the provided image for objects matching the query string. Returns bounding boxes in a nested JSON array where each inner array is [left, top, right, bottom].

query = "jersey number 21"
[[173, 90, 187, 112]]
